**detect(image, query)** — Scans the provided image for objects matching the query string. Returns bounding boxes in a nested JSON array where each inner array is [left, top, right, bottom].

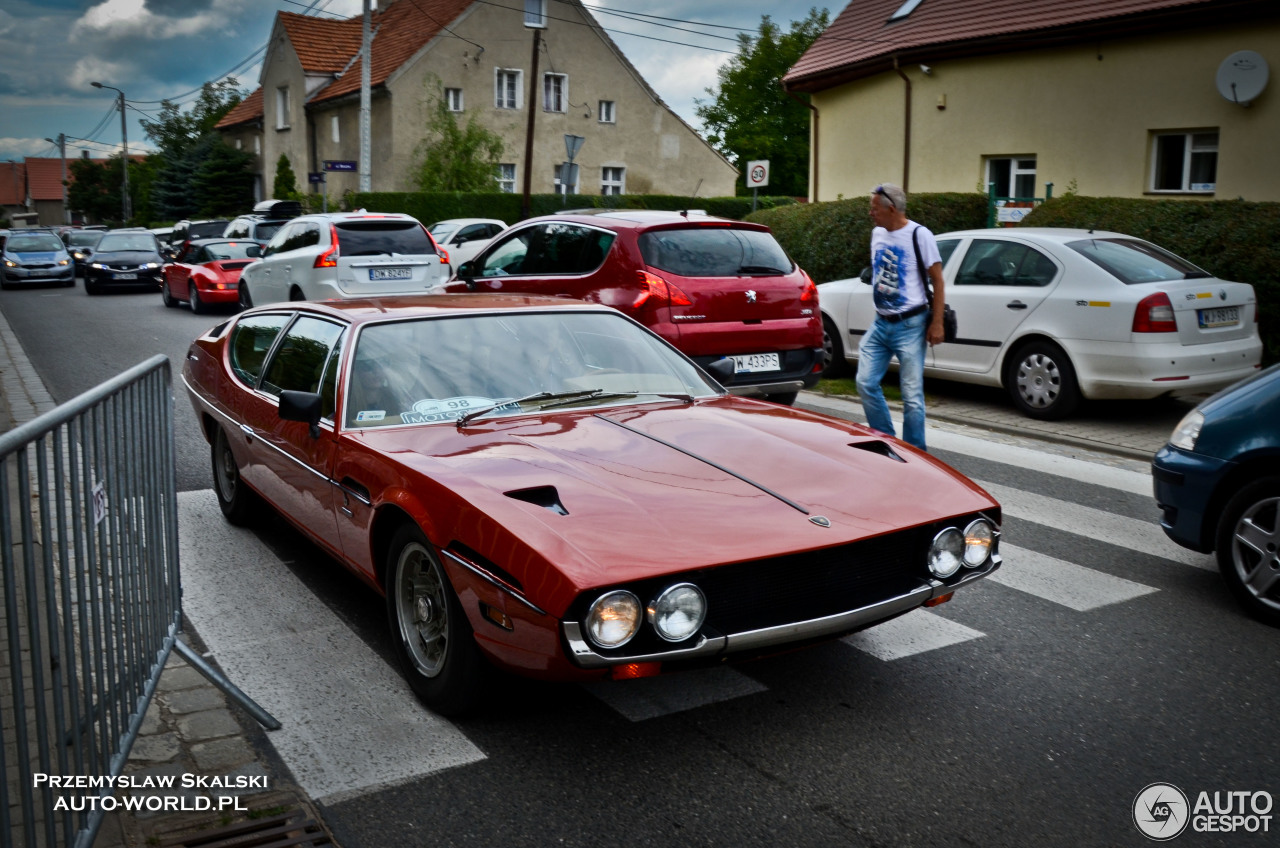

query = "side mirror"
[[706, 358, 736, 385], [246, 244, 262, 258], [859, 266, 872, 284], [456, 260, 477, 291], [279, 390, 323, 439]]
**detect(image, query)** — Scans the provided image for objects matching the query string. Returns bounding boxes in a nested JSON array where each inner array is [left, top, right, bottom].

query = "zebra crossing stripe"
[[975, 480, 1215, 571], [989, 543, 1159, 610], [843, 609, 984, 660]]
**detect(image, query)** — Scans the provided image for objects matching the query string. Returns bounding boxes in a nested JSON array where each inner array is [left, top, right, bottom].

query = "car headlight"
[[58, 258, 70, 266], [143, 261, 160, 269], [963, 519, 995, 567], [647, 583, 706, 642], [585, 590, 642, 649], [90, 263, 106, 270], [3, 259, 16, 268], [928, 527, 964, 578], [1168, 410, 1204, 451]]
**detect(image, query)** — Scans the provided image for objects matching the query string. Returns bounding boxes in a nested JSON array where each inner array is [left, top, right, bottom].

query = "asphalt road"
[[4, 279, 1278, 846]]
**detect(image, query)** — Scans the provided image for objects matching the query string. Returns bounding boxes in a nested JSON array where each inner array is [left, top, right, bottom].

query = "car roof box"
[[253, 199, 303, 219]]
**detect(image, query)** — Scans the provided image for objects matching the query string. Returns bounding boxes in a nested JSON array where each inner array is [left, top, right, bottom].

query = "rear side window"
[[1066, 238, 1210, 284], [230, 314, 290, 387], [478, 223, 613, 276], [254, 222, 284, 242], [639, 227, 792, 277], [336, 221, 435, 257]]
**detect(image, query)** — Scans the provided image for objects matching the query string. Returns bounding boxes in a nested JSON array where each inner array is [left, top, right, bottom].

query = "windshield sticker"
[[399, 397, 521, 425], [355, 410, 386, 422]]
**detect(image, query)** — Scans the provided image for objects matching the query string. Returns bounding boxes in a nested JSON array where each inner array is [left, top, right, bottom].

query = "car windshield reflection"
[[344, 311, 719, 428]]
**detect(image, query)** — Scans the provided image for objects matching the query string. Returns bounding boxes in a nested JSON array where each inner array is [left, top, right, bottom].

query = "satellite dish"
[[1216, 50, 1269, 106]]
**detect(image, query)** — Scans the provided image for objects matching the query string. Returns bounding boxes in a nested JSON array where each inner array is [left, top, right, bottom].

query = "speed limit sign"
[[746, 160, 770, 189]]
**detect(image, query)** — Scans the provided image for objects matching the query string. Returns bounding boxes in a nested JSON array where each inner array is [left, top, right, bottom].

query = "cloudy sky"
[[0, 0, 841, 163]]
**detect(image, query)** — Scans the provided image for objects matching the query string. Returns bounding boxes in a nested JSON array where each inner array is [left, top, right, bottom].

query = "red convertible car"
[[163, 238, 260, 314], [182, 295, 1002, 715]]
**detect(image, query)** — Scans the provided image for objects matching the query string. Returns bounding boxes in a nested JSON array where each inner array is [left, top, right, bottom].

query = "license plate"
[[370, 268, 412, 281], [115, 272, 137, 280], [731, 352, 781, 373], [1198, 306, 1239, 328]]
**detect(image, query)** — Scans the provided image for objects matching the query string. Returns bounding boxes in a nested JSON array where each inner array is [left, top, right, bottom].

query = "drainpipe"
[[784, 88, 818, 202], [893, 56, 911, 192]]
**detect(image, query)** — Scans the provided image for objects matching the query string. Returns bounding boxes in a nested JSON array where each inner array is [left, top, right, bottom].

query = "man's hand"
[[927, 314, 945, 347]]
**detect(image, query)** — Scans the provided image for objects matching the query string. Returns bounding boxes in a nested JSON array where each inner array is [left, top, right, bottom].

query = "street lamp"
[[90, 81, 130, 222]]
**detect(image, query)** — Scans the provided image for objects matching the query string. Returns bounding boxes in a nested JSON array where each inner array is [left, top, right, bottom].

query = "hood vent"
[[505, 485, 569, 515], [849, 440, 905, 462]]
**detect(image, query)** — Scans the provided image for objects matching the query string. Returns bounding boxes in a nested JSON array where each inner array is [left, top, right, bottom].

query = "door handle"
[[1007, 300, 1029, 310]]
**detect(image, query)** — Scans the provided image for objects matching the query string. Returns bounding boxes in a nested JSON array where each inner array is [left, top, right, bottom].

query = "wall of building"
[[811, 22, 1280, 202], [258, 26, 311, 201]]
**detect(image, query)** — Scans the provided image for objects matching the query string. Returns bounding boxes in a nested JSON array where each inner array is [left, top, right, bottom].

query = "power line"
[[469, 0, 736, 55]]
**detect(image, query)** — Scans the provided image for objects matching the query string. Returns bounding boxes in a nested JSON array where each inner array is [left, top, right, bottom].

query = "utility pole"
[[520, 28, 541, 220], [91, 81, 130, 221], [44, 134, 68, 224], [359, 0, 372, 193]]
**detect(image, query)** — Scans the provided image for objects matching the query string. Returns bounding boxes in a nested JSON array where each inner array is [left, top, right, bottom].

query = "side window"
[[1013, 249, 1058, 286], [456, 224, 489, 243], [226, 221, 246, 239], [937, 239, 959, 269], [318, 332, 345, 420], [520, 223, 614, 275], [263, 225, 292, 257], [260, 316, 345, 398], [230, 314, 291, 387], [955, 239, 1028, 286], [479, 229, 533, 277], [302, 224, 322, 249]]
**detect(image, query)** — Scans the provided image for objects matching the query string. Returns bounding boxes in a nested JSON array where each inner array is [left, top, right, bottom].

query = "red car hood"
[[353, 397, 997, 597]]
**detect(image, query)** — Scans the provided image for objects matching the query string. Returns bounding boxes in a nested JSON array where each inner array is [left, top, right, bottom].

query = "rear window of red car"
[[638, 227, 793, 277]]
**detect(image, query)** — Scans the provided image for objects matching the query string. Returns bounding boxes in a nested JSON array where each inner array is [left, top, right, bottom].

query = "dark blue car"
[[1153, 362, 1280, 625]]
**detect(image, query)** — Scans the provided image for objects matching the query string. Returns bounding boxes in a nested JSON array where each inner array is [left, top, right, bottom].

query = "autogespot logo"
[[1134, 783, 1190, 841]]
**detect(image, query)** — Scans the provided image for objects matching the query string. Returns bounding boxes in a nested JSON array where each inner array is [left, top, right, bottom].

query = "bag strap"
[[912, 224, 935, 308]]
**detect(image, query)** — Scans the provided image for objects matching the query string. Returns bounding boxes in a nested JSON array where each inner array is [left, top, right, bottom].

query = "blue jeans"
[[856, 311, 928, 451]]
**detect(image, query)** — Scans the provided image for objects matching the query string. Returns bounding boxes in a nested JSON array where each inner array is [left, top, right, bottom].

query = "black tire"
[[821, 316, 848, 378], [211, 426, 255, 525], [1215, 477, 1280, 627], [189, 285, 207, 315], [85, 280, 100, 295], [1005, 340, 1080, 420], [161, 280, 178, 308], [764, 391, 799, 406], [385, 523, 486, 716], [237, 282, 252, 311]]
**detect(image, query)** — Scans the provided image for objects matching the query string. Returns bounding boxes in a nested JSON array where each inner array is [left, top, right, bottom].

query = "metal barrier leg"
[[172, 638, 282, 731]]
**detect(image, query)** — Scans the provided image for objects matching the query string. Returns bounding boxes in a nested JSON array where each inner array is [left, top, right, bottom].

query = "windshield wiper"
[[539, 390, 697, 410], [736, 265, 788, 275], [455, 389, 602, 428]]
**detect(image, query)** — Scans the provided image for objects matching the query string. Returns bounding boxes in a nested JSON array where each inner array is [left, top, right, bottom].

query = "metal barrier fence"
[[0, 355, 180, 848]]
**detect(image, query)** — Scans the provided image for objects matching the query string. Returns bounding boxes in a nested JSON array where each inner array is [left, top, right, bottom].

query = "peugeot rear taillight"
[[633, 270, 692, 309]]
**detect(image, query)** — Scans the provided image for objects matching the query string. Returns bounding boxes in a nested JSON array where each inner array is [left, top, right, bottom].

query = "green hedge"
[[1023, 195, 1280, 365], [344, 191, 797, 224], [745, 193, 988, 284]]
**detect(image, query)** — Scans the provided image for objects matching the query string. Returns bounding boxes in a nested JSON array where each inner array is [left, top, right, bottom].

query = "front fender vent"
[[848, 440, 905, 462], [505, 485, 569, 515]]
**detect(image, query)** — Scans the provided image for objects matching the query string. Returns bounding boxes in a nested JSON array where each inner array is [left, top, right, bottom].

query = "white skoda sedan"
[[819, 228, 1263, 419], [238, 211, 450, 308]]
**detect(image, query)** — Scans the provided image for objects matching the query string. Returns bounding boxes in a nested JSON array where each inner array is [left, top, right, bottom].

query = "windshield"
[[205, 242, 261, 260], [639, 226, 794, 277], [97, 234, 158, 252], [8, 234, 63, 252], [344, 311, 718, 428], [1066, 237, 1210, 284], [65, 232, 102, 247], [189, 222, 230, 239]]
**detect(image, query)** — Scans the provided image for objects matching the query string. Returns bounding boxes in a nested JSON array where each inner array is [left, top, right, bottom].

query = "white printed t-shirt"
[[870, 221, 941, 316]]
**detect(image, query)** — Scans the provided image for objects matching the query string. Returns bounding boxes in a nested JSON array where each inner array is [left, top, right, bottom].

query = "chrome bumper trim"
[[726, 379, 805, 397]]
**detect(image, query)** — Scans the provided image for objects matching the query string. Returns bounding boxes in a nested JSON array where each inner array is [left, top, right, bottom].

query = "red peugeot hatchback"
[[447, 210, 823, 404]]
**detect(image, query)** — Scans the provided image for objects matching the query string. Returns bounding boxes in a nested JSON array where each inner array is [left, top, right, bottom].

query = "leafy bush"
[[1023, 195, 1280, 364], [746, 193, 988, 283], [345, 192, 797, 225]]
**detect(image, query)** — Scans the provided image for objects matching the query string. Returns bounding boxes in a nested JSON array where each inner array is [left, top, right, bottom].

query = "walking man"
[[856, 183, 947, 451]]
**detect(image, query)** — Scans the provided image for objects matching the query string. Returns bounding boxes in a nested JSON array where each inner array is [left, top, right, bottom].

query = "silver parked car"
[[820, 228, 1263, 419]]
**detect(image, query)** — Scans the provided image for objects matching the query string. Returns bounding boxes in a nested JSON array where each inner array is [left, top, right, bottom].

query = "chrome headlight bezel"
[[584, 590, 642, 649], [1168, 410, 1204, 451], [647, 583, 706, 643], [928, 527, 965, 578], [962, 518, 995, 568]]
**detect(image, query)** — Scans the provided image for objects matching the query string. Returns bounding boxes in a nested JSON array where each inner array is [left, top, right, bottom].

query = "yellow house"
[[783, 0, 1279, 203], [216, 0, 735, 203]]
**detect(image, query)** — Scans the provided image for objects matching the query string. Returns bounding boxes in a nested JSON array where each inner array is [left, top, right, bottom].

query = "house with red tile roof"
[[0, 162, 27, 224], [783, 0, 1279, 202], [217, 0, 735, 205]]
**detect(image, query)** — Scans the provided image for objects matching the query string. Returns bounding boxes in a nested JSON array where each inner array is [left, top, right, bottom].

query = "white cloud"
[[72, 0, 237, 42]]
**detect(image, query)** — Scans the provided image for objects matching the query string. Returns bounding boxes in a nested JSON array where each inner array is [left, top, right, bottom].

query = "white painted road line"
[[178, 490, 486, 804], [583, 666, 768, 722], [843, 609, 985, 660], [975, 480, 1216, 570], [990, 544, 1159, 611]]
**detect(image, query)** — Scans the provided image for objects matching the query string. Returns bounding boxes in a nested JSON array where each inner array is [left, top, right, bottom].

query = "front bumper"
[[1152, 444, 1234, 552], [3, 265, 74, 284], [85, 267, 163, 287]]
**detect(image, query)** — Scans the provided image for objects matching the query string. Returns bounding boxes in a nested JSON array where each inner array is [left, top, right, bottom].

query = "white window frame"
[[601, 166, 625, 196], [275, 86, 291, 130], [543, 73, 567, 113], [330, 114, 340, 143], [524, 0, 547, 28], [598, 100, 615, 124], [1150, 130, 1218, 194], [495, 69, 523, 110], [985, 156, 1037, 198], [496, 163, 516, 193], [445, 87, 464, 112]]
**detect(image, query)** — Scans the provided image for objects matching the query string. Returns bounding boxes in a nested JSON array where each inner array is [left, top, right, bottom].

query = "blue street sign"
[[324, 160, 358, 172]]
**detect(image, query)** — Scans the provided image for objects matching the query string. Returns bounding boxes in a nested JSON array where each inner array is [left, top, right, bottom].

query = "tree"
[[695, 9, 830, 198], [412, 79, 505, 192], [67, 157, 120, 224], [192, 136, 255, 216], [274, 154, 302, 201]]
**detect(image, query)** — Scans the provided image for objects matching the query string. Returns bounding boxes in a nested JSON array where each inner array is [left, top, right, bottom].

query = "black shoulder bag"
[[912, 226, 958, 344]]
